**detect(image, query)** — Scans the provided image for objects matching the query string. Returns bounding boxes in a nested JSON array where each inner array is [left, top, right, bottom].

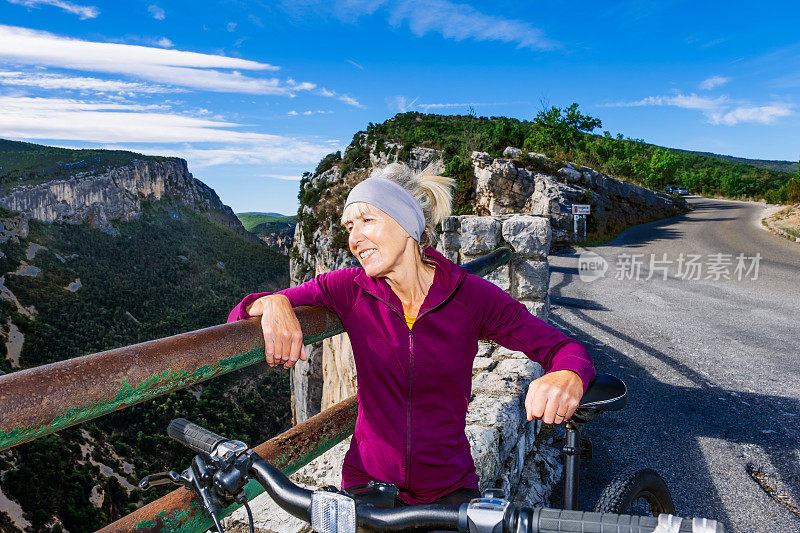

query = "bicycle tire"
[[594, 467, 675, 516]]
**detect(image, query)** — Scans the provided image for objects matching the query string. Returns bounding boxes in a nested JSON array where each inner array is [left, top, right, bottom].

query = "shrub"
[[787, 178, 800, 203], [314, 152, 341, 176], [340, 144, 369, 177], [444, 155, 474, 215]]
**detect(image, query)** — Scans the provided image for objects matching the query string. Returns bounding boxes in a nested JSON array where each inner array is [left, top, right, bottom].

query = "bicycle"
[[139, 374, 724, 533]]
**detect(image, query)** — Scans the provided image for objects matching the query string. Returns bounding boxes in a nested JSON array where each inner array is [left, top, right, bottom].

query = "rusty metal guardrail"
[[0, 247, 513, 530], [0, 306, 344, 452]]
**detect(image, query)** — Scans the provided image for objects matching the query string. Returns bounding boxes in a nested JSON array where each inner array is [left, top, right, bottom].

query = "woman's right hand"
[[246, 294, 307, 369]]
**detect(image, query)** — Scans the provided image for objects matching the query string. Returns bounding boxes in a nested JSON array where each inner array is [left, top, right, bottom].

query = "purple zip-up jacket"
[[228, 246, 594, 505]]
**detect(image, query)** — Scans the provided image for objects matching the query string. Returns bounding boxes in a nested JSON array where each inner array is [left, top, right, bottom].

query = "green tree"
[[489, 117, 524, 154], [444, 155, 474, 215], [528, 103, 602, 152], [787, 177, 800, 203], [647, 148, 678, 189]]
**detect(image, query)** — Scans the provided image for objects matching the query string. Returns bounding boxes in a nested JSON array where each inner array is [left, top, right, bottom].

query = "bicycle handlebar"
[[159, 419, 726, 533], [167, 417, 228, 454], [246, 457, 724, 532]]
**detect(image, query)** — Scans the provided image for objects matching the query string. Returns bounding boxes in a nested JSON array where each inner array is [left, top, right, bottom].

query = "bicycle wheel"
[[594, 468, 675, 516]]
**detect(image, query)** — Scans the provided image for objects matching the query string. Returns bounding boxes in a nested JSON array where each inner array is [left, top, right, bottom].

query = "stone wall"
[[437, 213, 551, 320], [225, 214, 564, 533]]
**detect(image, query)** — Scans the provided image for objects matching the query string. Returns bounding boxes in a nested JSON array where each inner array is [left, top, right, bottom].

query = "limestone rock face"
[[471, 150, 688, 245], [256, 225, 294, 256], [368, 143, 443, 172], [473, 152, 538, 215], [0, 159, 259, 243]]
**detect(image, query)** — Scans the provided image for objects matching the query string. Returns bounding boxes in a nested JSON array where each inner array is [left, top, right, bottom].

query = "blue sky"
[[0, 0, 798, 215]]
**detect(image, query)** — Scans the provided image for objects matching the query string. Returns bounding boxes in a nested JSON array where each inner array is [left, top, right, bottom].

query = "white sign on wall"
[[572, 204, 591, 215]]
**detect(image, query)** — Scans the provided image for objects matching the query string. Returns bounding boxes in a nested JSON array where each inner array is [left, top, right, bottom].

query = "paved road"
[[547, 197, 800, 532]]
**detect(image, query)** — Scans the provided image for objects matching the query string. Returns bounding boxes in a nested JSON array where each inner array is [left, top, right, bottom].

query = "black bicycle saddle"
[[577, 374, 627, 411]]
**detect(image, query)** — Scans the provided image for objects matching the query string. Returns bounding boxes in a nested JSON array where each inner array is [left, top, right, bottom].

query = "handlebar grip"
[[534, 509, 723, 533], [167, 418, 227, 454]]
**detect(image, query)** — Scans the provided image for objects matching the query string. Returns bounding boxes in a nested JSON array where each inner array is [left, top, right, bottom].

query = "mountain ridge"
[[0, 140, 264, 246], [667, 147, 798, 174]]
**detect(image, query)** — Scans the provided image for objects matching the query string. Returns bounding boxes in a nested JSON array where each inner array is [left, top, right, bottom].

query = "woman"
[[228, 163, 595, 508]]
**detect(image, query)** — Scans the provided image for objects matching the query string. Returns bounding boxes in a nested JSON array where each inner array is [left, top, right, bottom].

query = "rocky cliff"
[[253, 223, 295, 255], [0, 158, 262, 244]]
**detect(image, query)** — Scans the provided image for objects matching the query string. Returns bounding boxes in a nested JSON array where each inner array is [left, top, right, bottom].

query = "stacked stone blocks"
[[437, 213, 551, 321]]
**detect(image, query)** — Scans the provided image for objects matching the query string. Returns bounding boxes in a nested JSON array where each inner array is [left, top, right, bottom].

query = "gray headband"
[[344, 177, 426, 241]]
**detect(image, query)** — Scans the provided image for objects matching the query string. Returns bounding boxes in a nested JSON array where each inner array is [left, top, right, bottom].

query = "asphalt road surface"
[[547, 197, 800, 533]]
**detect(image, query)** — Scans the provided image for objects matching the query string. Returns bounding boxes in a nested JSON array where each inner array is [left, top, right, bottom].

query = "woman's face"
[[345, 204, 412, 277]]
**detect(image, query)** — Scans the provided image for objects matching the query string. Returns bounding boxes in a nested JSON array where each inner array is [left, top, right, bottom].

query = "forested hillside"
[[237, 212, 296, 237], [352, 110, 798, 206], [672, 148, 799, 175]]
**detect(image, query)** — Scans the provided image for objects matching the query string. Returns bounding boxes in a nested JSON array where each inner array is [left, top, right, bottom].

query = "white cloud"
[[609, 93, 729, 111], [287, 0, 555, 51], [227, 22, 237, 32], [346, 59, 364, 70], [147, 4, 165, 20], [387, 0, 556, 50], [417, 100, 520, 110], [288, 109, 333, 116], [388, 96, 521, 112], [318, 86, 364, 108], [0, 96, 333, 166], [1, 96, 282, 143], [293, 81, 316, 91], [708, 105, 793, 126], [0, 70, 182, 94], [701, 38, 726, 49], [178, 145, 331, 167], [607, 92, 793, 126], [700, 75, 730, 91], [0, 25, 327, 96], [388, 95, 419, 112], [6, 0, 98, 19], [0, 25, 360, 103]]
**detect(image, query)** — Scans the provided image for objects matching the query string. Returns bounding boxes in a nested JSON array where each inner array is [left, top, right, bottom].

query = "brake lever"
[[138, 470, 182, 489]]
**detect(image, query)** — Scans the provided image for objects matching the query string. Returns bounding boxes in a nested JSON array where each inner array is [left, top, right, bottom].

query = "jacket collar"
[[354, 246, 468, 316]]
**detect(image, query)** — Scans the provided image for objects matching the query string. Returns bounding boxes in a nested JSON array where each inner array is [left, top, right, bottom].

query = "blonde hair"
[[341, 162, 455, 262]]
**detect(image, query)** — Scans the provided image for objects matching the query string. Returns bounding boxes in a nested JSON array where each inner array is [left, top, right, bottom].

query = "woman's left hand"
[[525, 370, 584, 425]]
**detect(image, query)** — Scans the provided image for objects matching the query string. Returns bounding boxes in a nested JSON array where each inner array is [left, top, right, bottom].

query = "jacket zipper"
[[357, 291, 414, 490], [356, 284, 467, 493], [406, 328, 414, 490]]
